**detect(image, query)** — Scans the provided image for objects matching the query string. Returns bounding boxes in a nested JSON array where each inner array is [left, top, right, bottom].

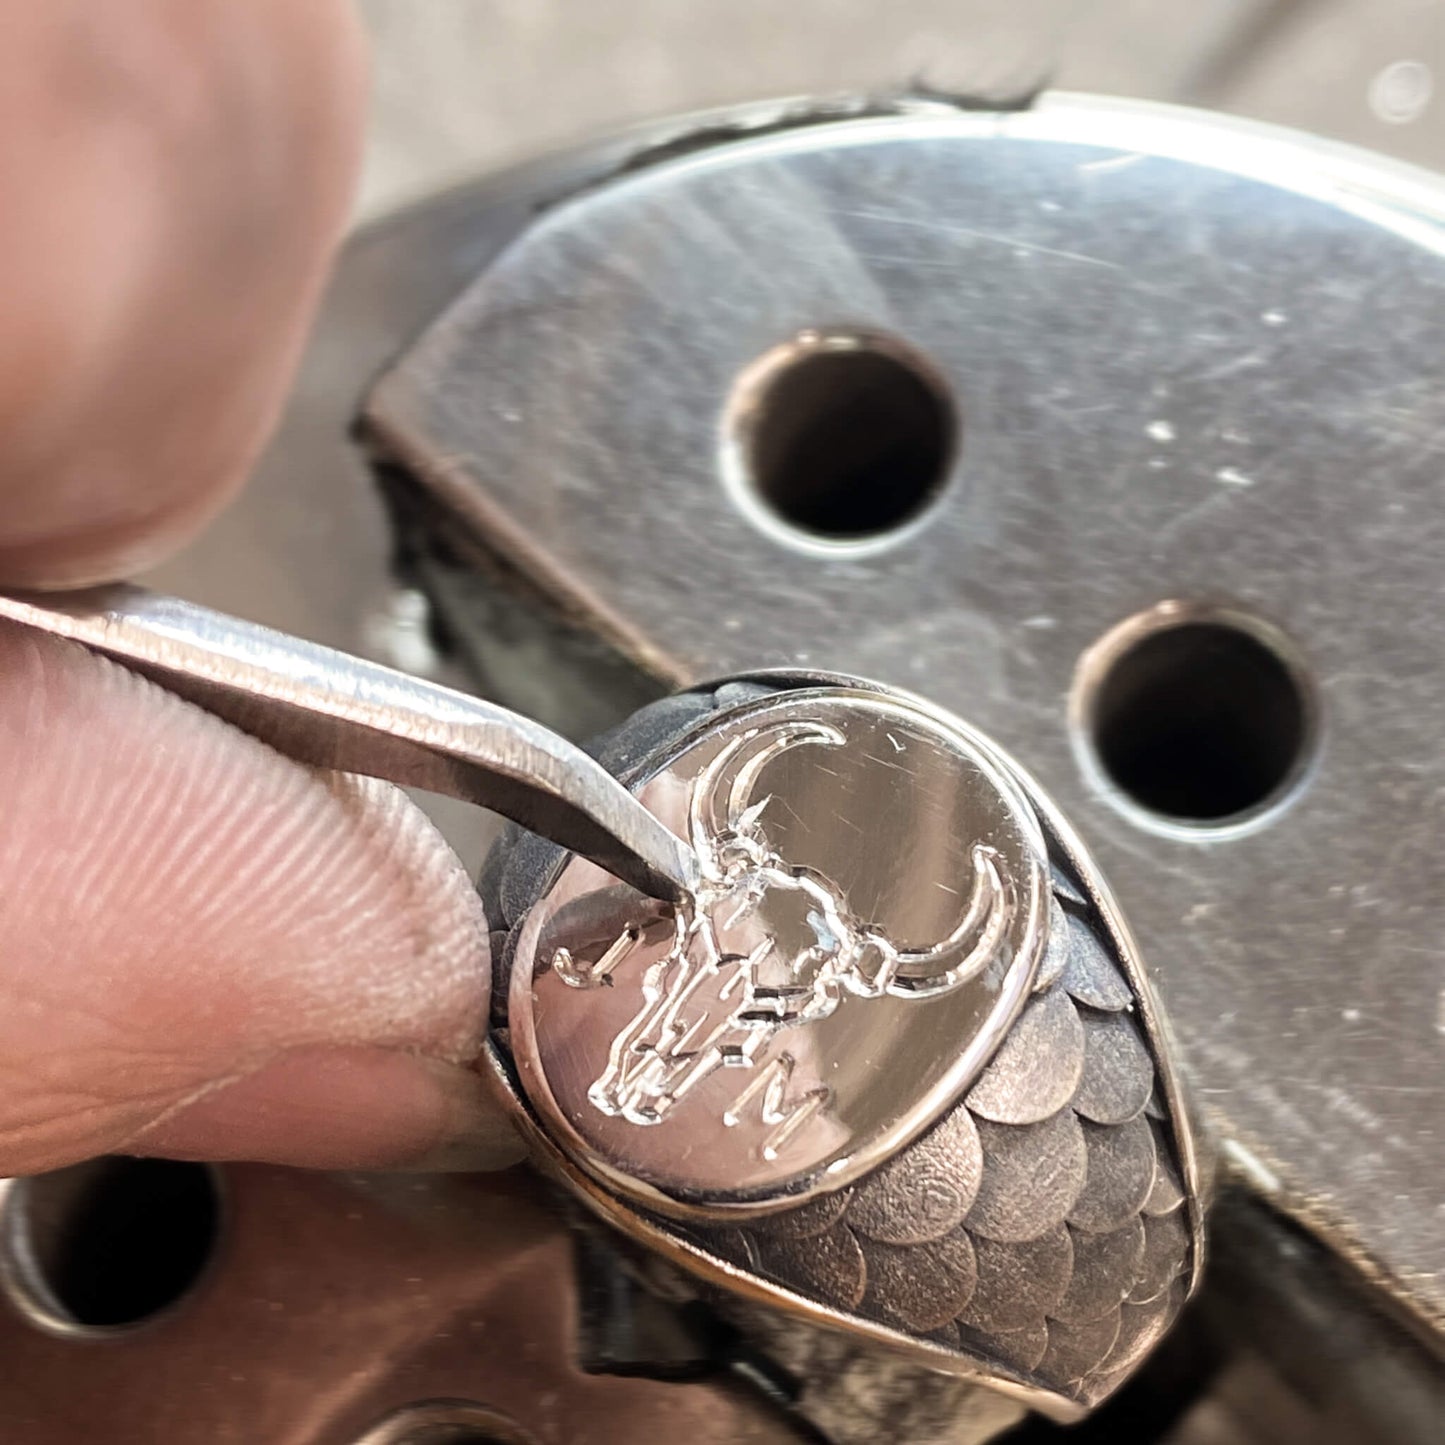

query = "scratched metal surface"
[[366, 97, 1445, 1333], [155, 0, 1445, 897]]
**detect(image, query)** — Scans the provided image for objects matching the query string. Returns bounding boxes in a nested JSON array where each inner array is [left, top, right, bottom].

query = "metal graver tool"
[[493, 674, 1206, 1420], [0, 584, 695, 906]]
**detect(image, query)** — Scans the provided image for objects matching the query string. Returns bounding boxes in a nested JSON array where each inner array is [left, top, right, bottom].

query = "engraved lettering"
[[722, 1054, 833, 1160]]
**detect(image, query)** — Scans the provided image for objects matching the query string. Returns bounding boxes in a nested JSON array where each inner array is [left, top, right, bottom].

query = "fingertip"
[[0, 626, 497, 1176]]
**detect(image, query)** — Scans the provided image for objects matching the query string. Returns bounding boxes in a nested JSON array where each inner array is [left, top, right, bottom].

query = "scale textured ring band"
[[484, 673, 1207, 1420]]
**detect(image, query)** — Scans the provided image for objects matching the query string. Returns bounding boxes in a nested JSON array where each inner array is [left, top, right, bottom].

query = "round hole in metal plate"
[[0, 1158, 221, 1333], [1073, 604, 1317, 836], [725, 329, 956, 547], [354, 1401, 537, 1445]]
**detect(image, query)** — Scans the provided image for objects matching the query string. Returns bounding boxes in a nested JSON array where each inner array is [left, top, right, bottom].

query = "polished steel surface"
[[497, 677, 1202, 1416], [0, 585, 694, 905], [367, 95, 1445, 1332]]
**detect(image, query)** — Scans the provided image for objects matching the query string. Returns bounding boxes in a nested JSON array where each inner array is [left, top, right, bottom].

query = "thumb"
[[0, 622, 520, 1175]]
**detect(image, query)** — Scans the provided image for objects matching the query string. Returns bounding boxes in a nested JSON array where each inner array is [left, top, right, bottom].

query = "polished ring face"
[[509, 688, 1049, 1211], [501, 680, 1203, 1415]]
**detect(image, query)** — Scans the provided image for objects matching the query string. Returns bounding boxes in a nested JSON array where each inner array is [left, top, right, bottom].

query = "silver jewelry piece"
[[498, 676, 1206, 1420]]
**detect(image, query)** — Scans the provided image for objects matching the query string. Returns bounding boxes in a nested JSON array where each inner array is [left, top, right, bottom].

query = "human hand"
[[0, 1, 517, 1177]]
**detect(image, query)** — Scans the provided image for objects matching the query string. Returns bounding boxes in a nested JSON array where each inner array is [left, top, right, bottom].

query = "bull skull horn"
[[689, 720, 844, 868], [883, 843, 1015, 996]]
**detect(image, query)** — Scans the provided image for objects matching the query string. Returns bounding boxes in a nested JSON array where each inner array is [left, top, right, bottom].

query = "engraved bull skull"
[[552, 721, 1015, 1148]]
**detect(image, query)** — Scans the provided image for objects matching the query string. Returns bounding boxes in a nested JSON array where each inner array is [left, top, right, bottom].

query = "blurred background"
[[355, 0, 1443, 221]]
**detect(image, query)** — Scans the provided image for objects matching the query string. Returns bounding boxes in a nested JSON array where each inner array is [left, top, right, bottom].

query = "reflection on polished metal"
[[500, 677, 1204, 1417], [353, 1400, 538, 1445], [0, 584, 694, 905]]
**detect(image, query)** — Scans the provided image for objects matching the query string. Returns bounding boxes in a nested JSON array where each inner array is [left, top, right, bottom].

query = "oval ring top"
[[509, 687, 1050, 1215]]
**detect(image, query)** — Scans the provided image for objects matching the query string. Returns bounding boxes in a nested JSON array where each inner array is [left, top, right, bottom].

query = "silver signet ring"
[[487, 675, 1207, 1420]]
